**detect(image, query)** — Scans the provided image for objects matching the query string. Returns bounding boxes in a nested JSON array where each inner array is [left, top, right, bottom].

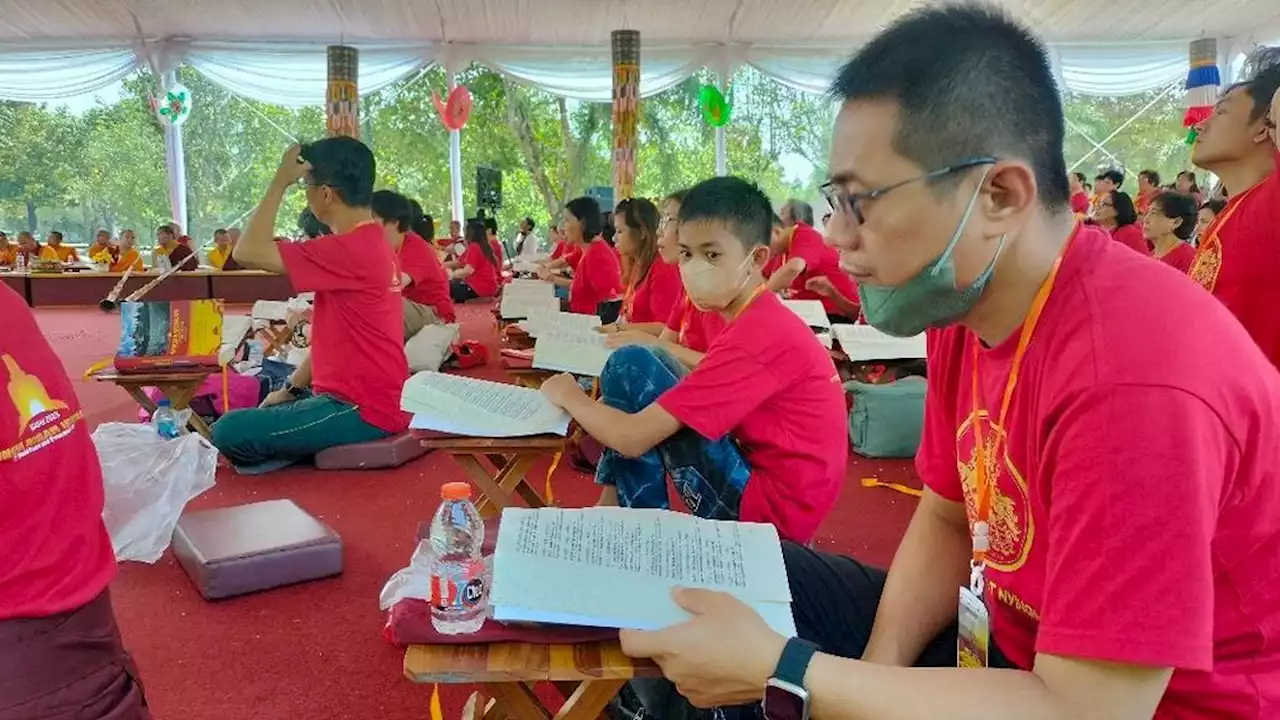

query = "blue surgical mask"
[[857, 171, 1004, 337]]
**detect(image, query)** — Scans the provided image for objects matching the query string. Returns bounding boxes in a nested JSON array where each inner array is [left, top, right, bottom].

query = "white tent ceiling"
[[2, 0, 1278, 46]]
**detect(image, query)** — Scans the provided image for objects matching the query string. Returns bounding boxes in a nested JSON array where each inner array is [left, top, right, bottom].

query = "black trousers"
[[624, 543, 1013, 720], [449, 278, 479, 302]]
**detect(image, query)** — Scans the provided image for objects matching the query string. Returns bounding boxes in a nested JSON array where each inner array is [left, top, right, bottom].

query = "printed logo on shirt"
[[390, 262, 403, 294], [954, 409, 1034, 574], [0, 354, 82, 462]]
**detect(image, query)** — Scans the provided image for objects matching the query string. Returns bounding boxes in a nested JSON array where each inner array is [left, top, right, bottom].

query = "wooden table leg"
[[154, 380, 214, 440], [556, 679, 627, 720], [456, 454, 520, 517], [487, 682, 550, 720], [456, 452, 548, 518]]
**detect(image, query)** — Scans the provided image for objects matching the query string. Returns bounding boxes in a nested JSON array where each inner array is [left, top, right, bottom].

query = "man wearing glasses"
[[615, 5, 1280, 720]]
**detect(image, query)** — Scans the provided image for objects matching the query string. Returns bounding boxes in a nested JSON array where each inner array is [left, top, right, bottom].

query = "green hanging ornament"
[[697, 84, 732, 127]]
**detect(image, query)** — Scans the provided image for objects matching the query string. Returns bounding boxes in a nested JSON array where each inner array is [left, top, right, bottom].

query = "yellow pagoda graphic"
[[4, 354, 69, 432]]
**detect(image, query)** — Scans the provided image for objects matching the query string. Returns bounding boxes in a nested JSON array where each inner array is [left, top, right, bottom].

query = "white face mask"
[[679, 252, 758, 311]]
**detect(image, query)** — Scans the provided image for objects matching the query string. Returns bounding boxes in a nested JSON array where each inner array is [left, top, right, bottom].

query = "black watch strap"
[[773, 637, 819, 687], [285, 383, 307, 398]]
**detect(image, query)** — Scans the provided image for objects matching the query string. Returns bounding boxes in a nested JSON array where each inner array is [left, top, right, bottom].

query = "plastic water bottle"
[[246, 339, 265, 366], [15, 253, 25, 272], [428, 482, 488, 634], [153, 399, 181, 439]]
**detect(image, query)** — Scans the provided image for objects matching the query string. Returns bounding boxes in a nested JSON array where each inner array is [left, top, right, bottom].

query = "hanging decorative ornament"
[[151, 83, 193, 127], [432, 85, 473, 131], [697, 84, 731, 127], [1182, 39, 1220, 145]]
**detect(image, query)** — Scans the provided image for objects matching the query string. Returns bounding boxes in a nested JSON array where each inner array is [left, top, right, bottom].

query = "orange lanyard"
[[677, 297, 695, 344], [728, 284, 769, 324], [1196, 185, 1257, 254], [968, 225, 1077, 565]]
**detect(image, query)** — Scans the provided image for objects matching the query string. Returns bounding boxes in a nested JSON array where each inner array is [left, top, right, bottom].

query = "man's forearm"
[[655, 337, 706, 369], [233, 181, 287, 271], [289, 355, 312, 389], [862, 492, 971, 666], [806, 655, 1064, 720], [559, 391, 650, 457]]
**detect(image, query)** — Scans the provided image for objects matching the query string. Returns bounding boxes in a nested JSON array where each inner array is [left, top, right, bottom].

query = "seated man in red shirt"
[[1190, 50, 1280, 369], [540, 176, 847, 546], [371, 190, 455, 338], [212, 138, 410, 471], [764, 205, 860, 322], [0, 283, 150, 718], [614, 8, 1280, 720]]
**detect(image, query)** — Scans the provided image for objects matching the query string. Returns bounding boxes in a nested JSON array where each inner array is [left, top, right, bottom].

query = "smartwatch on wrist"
[[763, 637, 818, 720], [285, 383, 307, 398]]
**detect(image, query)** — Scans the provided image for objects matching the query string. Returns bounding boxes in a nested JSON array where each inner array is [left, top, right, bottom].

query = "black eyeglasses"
[[821, 157, 999, 225]]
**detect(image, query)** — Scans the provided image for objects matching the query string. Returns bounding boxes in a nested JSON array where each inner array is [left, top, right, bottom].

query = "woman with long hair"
[[446, 218, 500, 301], [1143, 192, 1198, 273], [1094, 189, 1148, 255], [610, 198, 682, 333], [538, 196, 622, 320]]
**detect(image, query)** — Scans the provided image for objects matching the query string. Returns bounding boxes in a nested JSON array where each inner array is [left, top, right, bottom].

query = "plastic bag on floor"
[[92, 422, 219, 563]]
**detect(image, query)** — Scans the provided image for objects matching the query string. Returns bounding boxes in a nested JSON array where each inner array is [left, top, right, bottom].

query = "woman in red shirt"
[[612, 198, 682, 331], [446, 219, 500, 301], [540, 196, 622, 320], [1143, 192, 1199, 273], [1095, 190, 1149, 255], [1194, 199, 1226, 245]]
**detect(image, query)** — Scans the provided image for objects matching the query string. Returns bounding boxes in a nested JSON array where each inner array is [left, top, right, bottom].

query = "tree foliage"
[[0, 67, 1197, 248]]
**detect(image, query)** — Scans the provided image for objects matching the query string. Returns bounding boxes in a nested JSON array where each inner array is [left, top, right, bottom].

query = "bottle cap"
[[441, 482, 472, 501], [157, 399, 171, 407]]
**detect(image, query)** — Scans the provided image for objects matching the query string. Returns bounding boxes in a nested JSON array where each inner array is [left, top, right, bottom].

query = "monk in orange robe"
[[87, 230, 117, 265], [40, 231, 79, 263], [1189, 59, 1280, 368], [110, 230, 144, 273], [0, 232, 15, 267]]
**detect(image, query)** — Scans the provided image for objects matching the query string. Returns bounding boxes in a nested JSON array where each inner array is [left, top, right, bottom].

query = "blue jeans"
[[595, 345, 749, 520]]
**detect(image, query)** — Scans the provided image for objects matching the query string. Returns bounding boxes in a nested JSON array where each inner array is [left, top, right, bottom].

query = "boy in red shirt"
[[212, 138, 410, 470], [540, 177, 847, 545], [615, 8, 1280, 720], [1190, 52, 1280, 369], [764, 211, 860, 322], [371, 190, 455, 337], [0, 283, 150, 718]]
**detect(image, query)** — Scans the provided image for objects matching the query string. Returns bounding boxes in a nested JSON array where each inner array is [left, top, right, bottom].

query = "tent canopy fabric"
[[0, 0, 1278, 103]]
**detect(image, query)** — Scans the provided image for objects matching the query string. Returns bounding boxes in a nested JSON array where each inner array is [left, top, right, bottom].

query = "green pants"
[[211, 394, 390, 467]]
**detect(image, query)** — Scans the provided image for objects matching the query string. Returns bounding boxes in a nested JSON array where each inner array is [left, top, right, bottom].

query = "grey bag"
[[846, 377, 927, 458]]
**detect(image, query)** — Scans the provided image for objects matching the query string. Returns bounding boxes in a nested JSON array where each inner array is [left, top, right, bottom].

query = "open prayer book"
[[401, 371, 572, 437], [499, 279, 559, 319], [833, 324, 928, 362], [782, 299, 833, 349], [524, 309, 601, 338], [532, 328, 613, 377], [491, 507, 797, 637]]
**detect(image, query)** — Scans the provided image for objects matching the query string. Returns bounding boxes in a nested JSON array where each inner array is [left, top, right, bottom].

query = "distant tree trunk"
[[503, 78, 609, 220], [25, 200, 36, 232]]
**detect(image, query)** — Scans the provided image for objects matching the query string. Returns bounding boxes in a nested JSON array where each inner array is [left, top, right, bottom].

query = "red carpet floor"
[[36, 304, 923, 720]]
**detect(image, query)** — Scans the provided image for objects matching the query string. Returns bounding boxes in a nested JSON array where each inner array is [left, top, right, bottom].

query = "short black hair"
[[1151, 192, 1198, 241], [1096, 169, 1125, 187], [214, 228, 228, 236], [1071, 172, 1086, 184], [1139, 169, 1161, 186], [483, 216, 498, 234], [299, 136, 375, 207], [156, 224, 176, 237], [1232, 46, 1280, 121], [830, 4, 1068, 208], [49, 230, 63, 241], [370, 190, 413, 233], [408, 199, 434, 240], [1110, 190, 1138, 227], [298, 208, 330, 239], [678, 176, 774, 249], [522, 216, 535, 230], [564, 196, 603, 240], [1201, 198, 1227, 216]]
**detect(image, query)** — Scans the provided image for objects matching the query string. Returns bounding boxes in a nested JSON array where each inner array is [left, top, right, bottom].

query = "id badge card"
[[957, 585, 990, 668]]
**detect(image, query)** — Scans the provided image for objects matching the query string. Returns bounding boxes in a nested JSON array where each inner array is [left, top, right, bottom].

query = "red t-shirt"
[[1069, 191, 1090, 216], [551, 240, 584, 270], [568, 240, 622, 316], [1190, 162, 1280, 370], [279, 223, 410, 433], [657, 292, 846, 543], [461, 242, 500, 298], [766, 223, 859, 316], [664, 294, 726, 353], [916, 225, 1280, 716], [625, 259, 683, 324], [490, 237, 505, 268], [399, 232, 456, 323], [1109, 223, 1149, 255], [0, 284, 116, 620], [1155, 242, 1196, 274]]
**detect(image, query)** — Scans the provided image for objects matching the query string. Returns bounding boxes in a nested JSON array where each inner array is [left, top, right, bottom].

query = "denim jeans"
[[595, 345, 750, 520]]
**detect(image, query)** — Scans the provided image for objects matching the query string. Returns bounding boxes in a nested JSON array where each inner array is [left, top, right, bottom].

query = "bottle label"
[[430, 563, 486, 611]]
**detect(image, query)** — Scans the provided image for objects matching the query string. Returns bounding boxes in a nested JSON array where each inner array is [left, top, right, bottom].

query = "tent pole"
[[715, 73, 728, 176], [162, 70, 189, 234], [448, 72, 465, 228]]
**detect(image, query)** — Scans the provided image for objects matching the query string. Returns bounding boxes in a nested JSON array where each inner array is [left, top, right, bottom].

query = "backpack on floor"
[[846, 377, 927, 459]]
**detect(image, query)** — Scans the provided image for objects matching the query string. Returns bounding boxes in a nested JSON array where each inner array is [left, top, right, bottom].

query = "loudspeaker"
[[477, 166, 502, 210], [586, 185, 614, 212]]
